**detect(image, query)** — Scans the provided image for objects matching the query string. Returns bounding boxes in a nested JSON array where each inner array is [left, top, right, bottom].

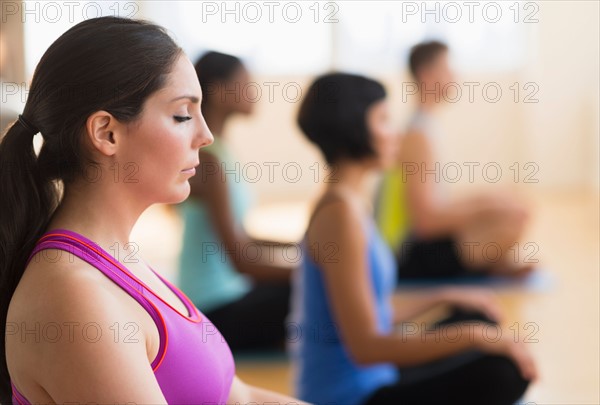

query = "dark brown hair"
[[0, 16, 182, 400], [408, 40, 448, 81], [194, 51, 244, 112], [297, 72, 386, 165]]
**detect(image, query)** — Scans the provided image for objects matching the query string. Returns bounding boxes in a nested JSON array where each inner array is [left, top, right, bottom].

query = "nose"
[[194, 115, 214, 149]]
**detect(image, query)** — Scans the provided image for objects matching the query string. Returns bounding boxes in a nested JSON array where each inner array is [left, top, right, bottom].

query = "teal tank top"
[[176, 137, 253, 312], [288, 216, 399, 405]]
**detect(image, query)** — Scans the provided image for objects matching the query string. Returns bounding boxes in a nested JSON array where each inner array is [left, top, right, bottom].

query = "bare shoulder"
[[401, 127, 429, 152], [306, 190, 366, 264], [6, 249, 165, 402], [9, 249, 128, 322], [309, 190, 359, 234], [396, 130, 432, 173], [7, 248, 145, 363]]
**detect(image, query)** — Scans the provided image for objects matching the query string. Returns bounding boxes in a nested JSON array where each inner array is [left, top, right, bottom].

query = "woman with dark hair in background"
[[289, 72, 536, 405], [175, 51, 293, 352], [0, 17, 306, 404]]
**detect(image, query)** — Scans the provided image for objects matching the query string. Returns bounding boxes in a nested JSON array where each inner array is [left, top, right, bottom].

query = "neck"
[[326, 159, 373, 203], [47, 177, 149, 258], [202, 103, 230, 137], [417, 80, 441, 112], [418, 93, 438, 112]]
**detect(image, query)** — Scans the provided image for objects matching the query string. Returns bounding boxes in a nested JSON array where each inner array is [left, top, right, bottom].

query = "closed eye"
[[174, 116, 192, 123]]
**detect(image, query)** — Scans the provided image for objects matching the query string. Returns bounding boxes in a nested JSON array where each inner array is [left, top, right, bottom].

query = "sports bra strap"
[[24, 231, 167, 370]]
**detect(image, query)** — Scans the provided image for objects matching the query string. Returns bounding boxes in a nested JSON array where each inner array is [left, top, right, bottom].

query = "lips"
[[182, 162, 200, 172]]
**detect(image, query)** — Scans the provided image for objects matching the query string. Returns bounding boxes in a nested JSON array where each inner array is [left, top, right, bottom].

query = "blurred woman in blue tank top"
[[288, 73, 536, 405], [175, 52, 293, 352]]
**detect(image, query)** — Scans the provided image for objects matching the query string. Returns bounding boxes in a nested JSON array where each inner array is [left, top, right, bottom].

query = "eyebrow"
[[170, 95, 200, 103]]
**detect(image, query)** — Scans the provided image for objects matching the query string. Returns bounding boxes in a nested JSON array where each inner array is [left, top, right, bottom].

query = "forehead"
[[230, 65, 249, 78], [369, 99, 389, 113], [159, 54, 202, 98], [431, 50, 449, 67]]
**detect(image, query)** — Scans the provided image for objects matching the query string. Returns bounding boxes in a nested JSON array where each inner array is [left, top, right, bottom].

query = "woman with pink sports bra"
[[0, 16, 307, 404]]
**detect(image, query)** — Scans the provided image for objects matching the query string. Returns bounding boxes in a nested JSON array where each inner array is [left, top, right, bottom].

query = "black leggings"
[[363, 309, 530, 405], [397, 234, 489, 280], [203, 281, 291, 352]]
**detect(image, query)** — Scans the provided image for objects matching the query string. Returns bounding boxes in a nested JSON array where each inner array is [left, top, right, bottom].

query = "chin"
[[239, 105, 254, 115], [377, 157, 395, 171], [163, 184, 192, 205]]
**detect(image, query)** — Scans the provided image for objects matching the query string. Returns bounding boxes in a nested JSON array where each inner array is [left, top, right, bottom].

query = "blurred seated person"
[[289, 72, 535, 405], [376, 41, 532, 281], [175, 52, 293, 352]]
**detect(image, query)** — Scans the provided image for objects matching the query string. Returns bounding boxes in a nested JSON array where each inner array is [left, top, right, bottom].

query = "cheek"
[[237, 89, 255, 113], [244, 84, 258, 102], [238, 99, 254, 114], [372, 130, 388, 155], [377, 131, 398, 164], [135, 123, 184, 178], [443, 72, 454, 86]]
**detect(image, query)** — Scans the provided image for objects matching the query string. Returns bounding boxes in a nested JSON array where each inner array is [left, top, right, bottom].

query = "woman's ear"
[[85, 111, 121, 157]]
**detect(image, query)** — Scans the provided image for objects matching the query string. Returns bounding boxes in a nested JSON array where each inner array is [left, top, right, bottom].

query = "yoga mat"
[[396, 268, 556, 292], [233, 350, 289, 363]]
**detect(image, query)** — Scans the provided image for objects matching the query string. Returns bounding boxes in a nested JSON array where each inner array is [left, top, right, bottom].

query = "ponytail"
[[0, 117, 59, 401]]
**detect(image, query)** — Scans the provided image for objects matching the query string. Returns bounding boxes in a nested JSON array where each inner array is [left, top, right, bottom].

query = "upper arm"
[[190, 150, 249, 257], [307, 200, 381, 364], [399, 130, 437, 231], [36, 272, 167, 403]]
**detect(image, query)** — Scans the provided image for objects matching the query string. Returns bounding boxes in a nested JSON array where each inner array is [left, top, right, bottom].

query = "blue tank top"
[[176, 137, 252, 312], [288, 216, 399, 405]]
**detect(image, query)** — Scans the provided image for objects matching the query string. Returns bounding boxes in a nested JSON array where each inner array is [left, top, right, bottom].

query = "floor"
[[131, 190, 600, 404]]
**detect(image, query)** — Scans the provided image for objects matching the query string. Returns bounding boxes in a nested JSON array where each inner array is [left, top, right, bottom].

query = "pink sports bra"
[[11, 228, 235, 404]]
